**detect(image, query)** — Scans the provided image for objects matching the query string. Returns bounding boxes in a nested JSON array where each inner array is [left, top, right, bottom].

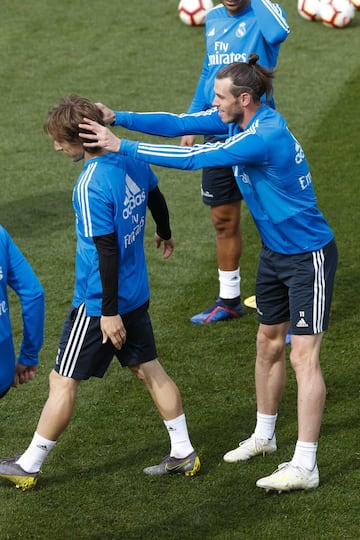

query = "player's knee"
[[289, 335, 323, 373], [130, 364, 145, 382], [257, 327, 285, 362], [213, 217, 240, 237], [211, 209, 240, 236], [130, 359, 157, 382], [48, 369, 77, 396], [289, 348, 316, 374]]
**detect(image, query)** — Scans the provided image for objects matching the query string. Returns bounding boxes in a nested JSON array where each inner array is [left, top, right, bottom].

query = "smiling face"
[[222, 0, 250, 16], [213, 77, 245, 125]]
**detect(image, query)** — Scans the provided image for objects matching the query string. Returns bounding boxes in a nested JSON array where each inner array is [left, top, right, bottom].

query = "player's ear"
[[240, 92, 252, 106]]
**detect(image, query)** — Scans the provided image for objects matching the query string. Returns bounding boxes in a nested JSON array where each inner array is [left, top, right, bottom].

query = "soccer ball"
[[177, 0, 214, 26], [320, 0, 355, 27], [297, 0, 322, 20]]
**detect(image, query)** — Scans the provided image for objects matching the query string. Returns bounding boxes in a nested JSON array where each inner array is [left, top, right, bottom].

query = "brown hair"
[[44, 94, 104, 154], [216, 54, 275, 102]]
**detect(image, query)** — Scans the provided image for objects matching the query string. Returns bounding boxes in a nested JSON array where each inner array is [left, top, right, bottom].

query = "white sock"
[[218, 268, 240, 300], [292, 440, 318, 471], [254, 412, 277, 440], [17, 432, 56, 473], [164, 414, 194, 459]]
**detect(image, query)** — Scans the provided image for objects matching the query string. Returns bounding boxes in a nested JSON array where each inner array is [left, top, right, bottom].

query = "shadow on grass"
[[0, 190, 73, 240]]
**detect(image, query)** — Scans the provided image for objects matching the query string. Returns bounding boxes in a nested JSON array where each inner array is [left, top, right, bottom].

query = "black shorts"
[[201, 136, 243, 206], [54, 301, 157, 380], [255, 239, 338, 335]]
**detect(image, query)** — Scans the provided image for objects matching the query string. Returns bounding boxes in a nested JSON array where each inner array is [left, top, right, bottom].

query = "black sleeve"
[[93, 233, 118, 316], [147, 186, 172, 241]]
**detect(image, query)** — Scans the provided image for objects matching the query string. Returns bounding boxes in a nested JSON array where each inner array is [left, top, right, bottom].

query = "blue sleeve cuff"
[[119, 139, 139, 158], [113, 111, 131, 127]]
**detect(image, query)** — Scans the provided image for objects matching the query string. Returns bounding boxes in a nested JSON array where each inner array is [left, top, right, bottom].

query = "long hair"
[[44, 94, 104, 154], [216, 54, 275, 102]]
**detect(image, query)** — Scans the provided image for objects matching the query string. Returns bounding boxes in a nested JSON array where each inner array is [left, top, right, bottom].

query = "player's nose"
[[54, 140, 63, 152]]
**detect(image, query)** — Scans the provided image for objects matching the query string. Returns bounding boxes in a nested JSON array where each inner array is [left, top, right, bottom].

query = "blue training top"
[[0, 225, 44, 391], [72, 153, 157, 316], [115, 107, 334, 255], [188, 0, 289, 113]]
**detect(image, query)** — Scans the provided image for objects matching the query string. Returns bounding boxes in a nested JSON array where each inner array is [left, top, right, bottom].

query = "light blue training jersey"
[[189, 0, 289, 113], [116, 107, 334, 255], [72, 153, 157, 316], [0, 225, 44, 378]]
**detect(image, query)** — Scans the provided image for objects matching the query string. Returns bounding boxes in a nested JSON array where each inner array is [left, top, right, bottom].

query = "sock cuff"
[[218, 268, 240, 280], [164, 413, 186, 430], [295, 440, 318, 450], [34, 431, 57, 446], [256, 412, 278, 421]]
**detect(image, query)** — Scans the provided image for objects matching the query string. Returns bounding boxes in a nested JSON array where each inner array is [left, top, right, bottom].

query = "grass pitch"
[[0, 1, 359, 539]]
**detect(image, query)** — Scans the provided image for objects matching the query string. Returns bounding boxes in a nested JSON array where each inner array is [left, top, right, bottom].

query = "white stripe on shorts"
[[312, 249, 325, 333], [59, 303, 90, 378]]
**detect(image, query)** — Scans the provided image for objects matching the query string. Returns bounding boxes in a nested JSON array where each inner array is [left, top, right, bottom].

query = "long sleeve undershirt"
[[93, 232, 118, 316], [147, 186, 171, 241]]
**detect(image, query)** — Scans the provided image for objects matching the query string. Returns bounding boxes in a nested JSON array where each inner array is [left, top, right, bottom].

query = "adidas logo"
[[296, 311, 309, 328], [296, 318, 309, 328], [207, 27, 215, 36], [123, 174, 145, 219], [36, 444, 48, 451]]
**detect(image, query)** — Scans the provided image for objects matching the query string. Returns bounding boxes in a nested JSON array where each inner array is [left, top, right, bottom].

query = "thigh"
[[255, 248, 290, 325], [114, 302, 157, 368], [289, 239, 338, 335], [257, 240, 338, 334], [55, 304, 114, 380]]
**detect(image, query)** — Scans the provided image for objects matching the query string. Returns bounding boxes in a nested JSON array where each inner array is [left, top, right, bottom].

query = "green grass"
[[0, 1, 359, 538]]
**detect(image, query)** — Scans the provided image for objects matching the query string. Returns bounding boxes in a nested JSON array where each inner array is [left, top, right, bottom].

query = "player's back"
[[73, 153, 158, 315]]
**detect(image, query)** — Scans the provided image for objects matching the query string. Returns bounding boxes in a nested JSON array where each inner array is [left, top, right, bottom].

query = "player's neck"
[[238, 103, 261, 129], [84, 149, 108, 161]]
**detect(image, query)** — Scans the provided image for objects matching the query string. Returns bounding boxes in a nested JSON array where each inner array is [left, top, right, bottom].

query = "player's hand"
[[100, 314, 127, 350], [95, 102, 116, 125], [13, 364, 37, 387], [79, 118, 121, 153], [154, 233, 174, 259], [181, 135, 196, 147]]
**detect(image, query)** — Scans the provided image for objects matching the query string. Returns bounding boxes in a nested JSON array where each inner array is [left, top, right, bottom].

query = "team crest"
[[236, 22, 247, 38]]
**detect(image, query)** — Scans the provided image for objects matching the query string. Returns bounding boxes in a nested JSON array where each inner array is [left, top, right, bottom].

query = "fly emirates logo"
[[208, 41, 247, 67], [208, 22, 247, 66]]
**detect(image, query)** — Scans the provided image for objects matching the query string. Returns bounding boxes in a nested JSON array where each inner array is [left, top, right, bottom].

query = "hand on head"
[[79, 118, 121, 153]]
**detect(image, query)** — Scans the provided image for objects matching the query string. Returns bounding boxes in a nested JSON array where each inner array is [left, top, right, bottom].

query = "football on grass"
[[297, 0, 322, 20], [320, 0, 355, 27], [178, 0, 214, 26]]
